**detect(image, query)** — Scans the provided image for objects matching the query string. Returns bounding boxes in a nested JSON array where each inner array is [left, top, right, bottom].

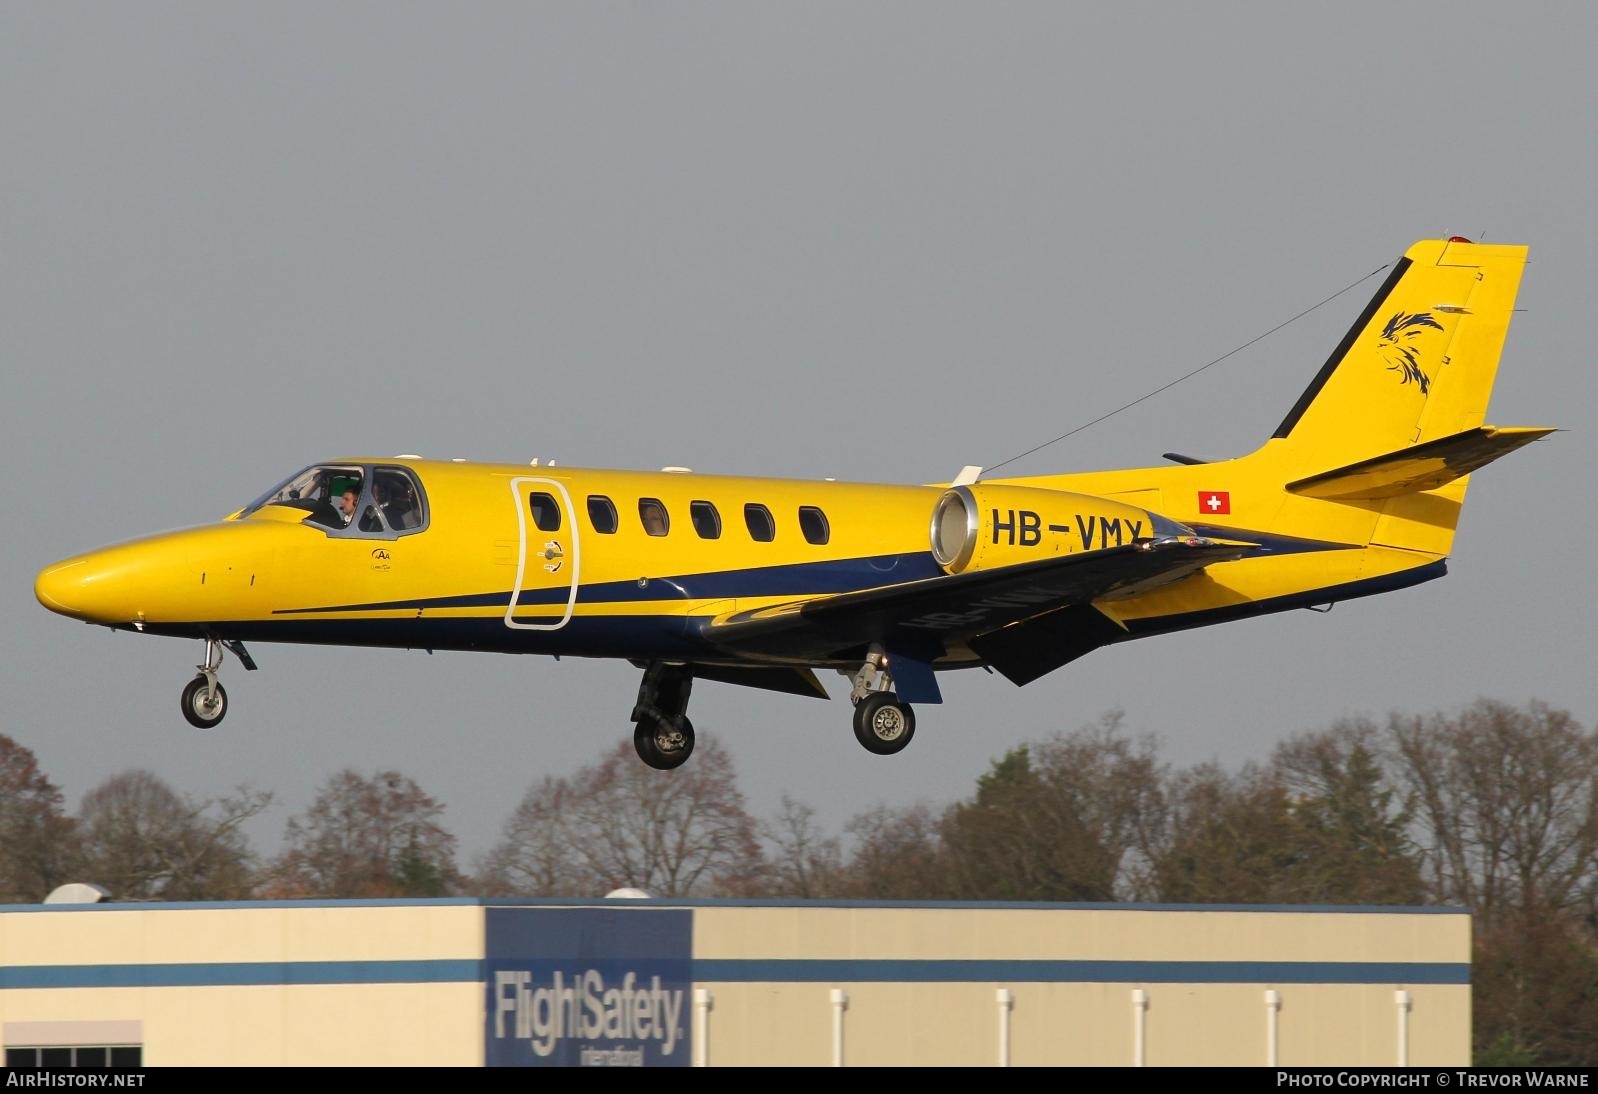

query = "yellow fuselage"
[[33, 453, 1444, 676]]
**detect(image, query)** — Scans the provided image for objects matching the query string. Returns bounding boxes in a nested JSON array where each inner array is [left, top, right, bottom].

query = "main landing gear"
[[178, 638, 256, 730], [848, 648, 916, 756], [623, 651, 918, 769], [631, 662, 696, 770]]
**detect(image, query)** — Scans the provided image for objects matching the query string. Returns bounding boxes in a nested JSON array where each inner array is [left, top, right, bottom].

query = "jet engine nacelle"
[[928, 484, 1184, 574]]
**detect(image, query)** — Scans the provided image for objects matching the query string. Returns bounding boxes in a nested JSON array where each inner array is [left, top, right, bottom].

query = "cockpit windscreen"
[[241, 465, 426, 536]]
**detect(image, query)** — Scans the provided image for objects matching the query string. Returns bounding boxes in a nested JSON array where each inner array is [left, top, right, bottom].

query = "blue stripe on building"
[[0, 957, 1466, 990], [691, 958, 1470, 985], [0, 960, 483, 989]]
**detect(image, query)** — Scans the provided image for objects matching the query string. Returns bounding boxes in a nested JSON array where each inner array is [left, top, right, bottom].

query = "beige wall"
[[692, 905, 1470, 1067], [691, 905, 1469, 964], [0, 904, 481, 967], [2, 983, 482, 1066], [0, 905, 484, 1066]]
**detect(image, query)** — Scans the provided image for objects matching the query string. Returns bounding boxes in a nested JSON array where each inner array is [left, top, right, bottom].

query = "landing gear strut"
[[631, 662, 696, 770], [181, 638, 228, 729], [849, 647, 916, 755]]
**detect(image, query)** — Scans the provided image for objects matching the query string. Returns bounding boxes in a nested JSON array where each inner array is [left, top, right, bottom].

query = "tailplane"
[[1286, 425, 1554, 500]]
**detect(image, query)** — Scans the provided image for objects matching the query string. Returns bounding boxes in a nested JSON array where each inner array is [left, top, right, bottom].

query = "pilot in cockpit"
[[340, 487, 359, 527]]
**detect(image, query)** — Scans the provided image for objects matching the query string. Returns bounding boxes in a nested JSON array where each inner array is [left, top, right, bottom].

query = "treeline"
[[1, 699, 1594, 1064]]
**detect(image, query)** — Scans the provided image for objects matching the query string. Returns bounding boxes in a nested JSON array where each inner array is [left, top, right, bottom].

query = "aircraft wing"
[[701, 536, 1254, 665]]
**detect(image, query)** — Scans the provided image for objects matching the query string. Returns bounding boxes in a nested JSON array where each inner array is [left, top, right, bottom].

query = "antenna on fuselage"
[[952, 465, 983, 486]]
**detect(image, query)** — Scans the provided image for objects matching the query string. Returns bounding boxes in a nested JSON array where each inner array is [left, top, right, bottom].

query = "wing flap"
[[1286, 426, 1554, 501], [689, 664, 830, 699], [967, 604, 1126, 686]]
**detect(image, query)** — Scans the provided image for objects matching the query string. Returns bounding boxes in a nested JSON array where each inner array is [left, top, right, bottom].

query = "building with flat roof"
[[0, 898, 1469, 1066]]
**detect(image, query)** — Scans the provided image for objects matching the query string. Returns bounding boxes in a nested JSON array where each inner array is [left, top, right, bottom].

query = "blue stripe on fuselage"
[[150, 561, 1446, 665], [271, 551, 944, 615], [1186, 524, 1359, 556]]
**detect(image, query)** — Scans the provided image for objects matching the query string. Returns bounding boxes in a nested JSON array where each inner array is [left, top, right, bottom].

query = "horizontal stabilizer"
[[1286, 426, 1554, 501]]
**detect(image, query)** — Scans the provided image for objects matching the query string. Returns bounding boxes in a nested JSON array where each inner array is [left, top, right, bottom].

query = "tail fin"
[[1268, 239, 1551, 559], [1272, 239, 1528, 465]]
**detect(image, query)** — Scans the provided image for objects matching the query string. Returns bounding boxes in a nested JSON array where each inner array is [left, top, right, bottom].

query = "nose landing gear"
[[178, 638, 256, 730], [181, 639, 228, 729]]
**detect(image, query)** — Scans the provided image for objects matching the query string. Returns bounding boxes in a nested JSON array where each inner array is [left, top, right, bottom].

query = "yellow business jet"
[[36, 239, 1552, 769]]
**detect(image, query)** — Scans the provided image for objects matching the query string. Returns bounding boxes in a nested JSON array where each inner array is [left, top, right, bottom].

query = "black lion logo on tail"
[[1379, 311, 1444, 394]]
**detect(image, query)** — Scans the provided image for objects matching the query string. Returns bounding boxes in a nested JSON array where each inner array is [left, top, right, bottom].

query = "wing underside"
[[700, 537, 1253, 672]]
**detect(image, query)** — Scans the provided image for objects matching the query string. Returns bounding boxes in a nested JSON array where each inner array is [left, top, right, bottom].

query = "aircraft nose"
[[34, 558, 92, 617], [34, 549, 140, 624]]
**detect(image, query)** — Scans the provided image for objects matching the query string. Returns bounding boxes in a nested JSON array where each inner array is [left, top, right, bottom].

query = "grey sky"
[[2, 4, 1592, 864]]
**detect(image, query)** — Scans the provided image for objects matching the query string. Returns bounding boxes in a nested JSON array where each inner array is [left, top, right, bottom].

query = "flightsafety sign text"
[[484, 907, 692, 1067]]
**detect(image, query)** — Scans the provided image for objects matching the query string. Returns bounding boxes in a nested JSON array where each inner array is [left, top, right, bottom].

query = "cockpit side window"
[[373, 468, 426, 533]]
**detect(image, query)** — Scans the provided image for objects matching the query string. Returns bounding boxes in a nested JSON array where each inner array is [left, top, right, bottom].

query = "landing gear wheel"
[[634, 715, 695, 770], [181, 675, 228, 730], [853, 692, 915, 755]]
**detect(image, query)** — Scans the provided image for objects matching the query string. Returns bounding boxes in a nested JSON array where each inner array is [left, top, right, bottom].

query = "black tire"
[[853, 692, 915, 755], [180, 675, 227, 730], [633, 715, 695, 770]]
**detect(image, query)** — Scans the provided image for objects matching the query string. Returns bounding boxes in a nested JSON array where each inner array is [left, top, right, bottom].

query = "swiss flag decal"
[[1199, 491, 1231, 515]]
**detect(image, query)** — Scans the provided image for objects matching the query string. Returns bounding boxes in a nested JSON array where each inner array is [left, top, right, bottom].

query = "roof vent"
[[44, 883, 111, 905]]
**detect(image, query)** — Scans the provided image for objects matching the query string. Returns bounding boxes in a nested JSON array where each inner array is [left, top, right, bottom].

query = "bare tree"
[[77, 770, 269, 900], [476, 775, 596, 896], [0, 735, 79, 902], [1391, 700, 1598, 922], [479, 735, 762, 898], [757, 796, 844, 898], [837, 803, 947, 900], [273, 770, 460, 897], [1389, 700, 1598, 1063]]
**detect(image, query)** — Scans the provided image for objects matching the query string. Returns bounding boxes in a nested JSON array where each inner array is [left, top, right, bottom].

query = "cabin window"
[[529, 492, 561, 532], [4, 1045, 142, 1067], [587, 495, 618, 534], [639, 498, 670, 537], [744, 503, 776, 542], [799, 506, 830, 545], [690, 500, 721, 539]]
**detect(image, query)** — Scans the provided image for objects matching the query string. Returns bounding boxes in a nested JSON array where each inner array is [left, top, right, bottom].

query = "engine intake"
[[929, 484, 1189, 574]]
